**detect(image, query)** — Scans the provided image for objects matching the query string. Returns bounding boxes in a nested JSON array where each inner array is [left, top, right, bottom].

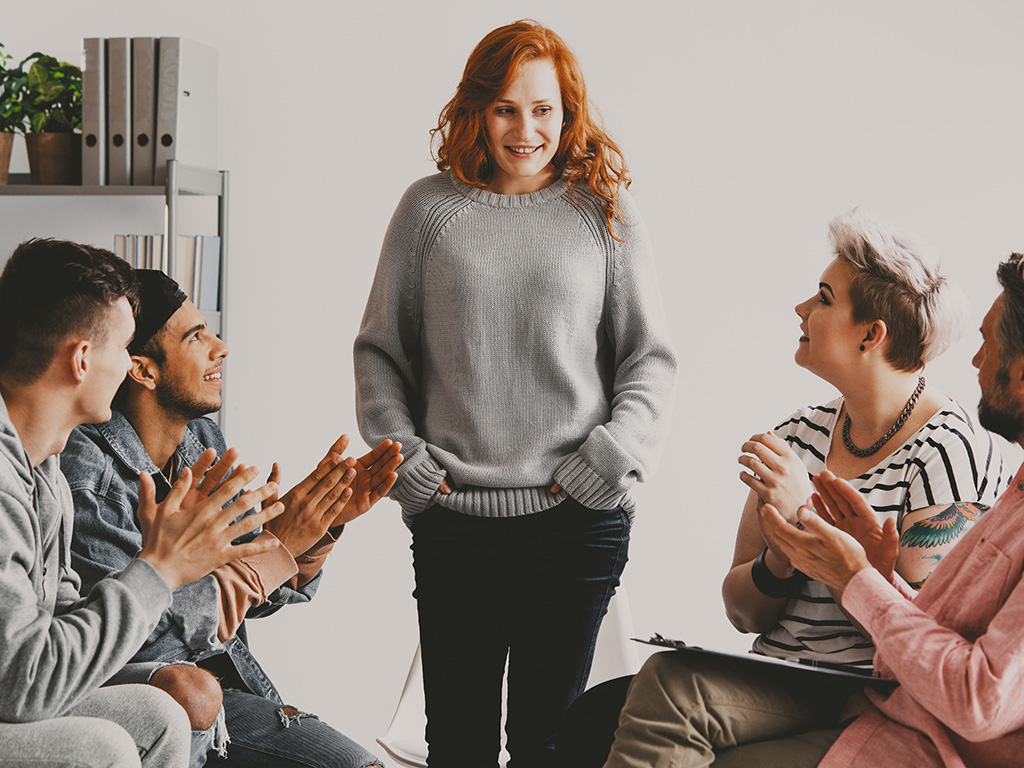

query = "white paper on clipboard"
[[634, 634, 899, 691]]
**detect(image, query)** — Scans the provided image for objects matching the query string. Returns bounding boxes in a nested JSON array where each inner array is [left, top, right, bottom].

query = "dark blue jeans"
[[411, 498, 630, 768], [204, 688, 382, 768]]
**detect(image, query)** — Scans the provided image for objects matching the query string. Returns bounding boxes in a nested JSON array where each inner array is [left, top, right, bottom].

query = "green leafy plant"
[[16, 52, 81, 133], [0, 43, 26, 132]]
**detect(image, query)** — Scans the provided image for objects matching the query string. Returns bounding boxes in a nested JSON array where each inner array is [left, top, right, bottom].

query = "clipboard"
[[634, 634, 899, 691]]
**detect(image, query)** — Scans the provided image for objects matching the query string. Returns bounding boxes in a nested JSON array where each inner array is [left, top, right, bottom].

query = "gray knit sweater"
[[0, 394, 171, 722], [354, 172, 677, 524]]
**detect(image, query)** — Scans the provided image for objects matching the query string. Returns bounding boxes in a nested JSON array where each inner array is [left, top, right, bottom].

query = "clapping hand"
[[138, 464, 283, 591], [811, 471, 898, 582], [739, 431, 815, 523], [333, 439, 403, 526], [264, 434, 358, 556]]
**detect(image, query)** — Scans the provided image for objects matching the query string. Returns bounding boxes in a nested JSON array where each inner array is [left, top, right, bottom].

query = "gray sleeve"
[[0, 489, 171, 722], [353, 182, 448, 516], [554, 193, 679, 508], [54, 479, 83, 612], [68, 481, 225, 662]]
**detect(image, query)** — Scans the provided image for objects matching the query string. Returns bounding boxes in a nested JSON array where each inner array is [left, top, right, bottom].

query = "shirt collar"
[[96, 408, 210, 477]]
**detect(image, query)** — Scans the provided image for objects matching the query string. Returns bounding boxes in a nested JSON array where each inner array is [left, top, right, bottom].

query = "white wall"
[[2, 0, 1023, 755]]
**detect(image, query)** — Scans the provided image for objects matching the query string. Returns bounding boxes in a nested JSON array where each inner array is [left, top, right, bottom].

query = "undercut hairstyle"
[[0, 239, 137, 385], [829, 207, 968, 372], [432, 19, 630, 237], [995, 253, 1024, 362]]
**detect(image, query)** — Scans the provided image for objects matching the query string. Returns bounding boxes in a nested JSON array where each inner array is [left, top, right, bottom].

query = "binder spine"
[[154, 37, 181, 186], [107, 37, 132, 185], [131, 37, 157, 186], [82, 38, 106, 186], [154, 38, 218, 184]]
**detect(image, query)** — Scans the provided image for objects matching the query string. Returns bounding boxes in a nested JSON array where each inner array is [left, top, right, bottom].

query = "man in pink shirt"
[[604, 255, 1024, 768]]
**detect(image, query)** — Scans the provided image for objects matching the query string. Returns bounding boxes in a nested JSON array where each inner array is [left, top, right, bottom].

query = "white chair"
[[376, 587, 640, 768]]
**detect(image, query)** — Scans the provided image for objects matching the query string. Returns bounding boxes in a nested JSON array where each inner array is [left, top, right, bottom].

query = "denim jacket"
[[60, 409, 323, 702]]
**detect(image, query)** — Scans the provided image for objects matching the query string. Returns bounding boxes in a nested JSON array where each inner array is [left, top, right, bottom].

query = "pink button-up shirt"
[[821, 461, 1024, 768]]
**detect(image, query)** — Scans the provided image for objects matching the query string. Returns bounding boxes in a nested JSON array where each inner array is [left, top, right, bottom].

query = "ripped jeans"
[[203, 689, 382, 768]]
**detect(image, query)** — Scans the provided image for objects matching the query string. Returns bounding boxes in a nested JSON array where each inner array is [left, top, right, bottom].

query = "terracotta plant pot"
[[25, 132, 82, 185], [0, 132, 13, 185]]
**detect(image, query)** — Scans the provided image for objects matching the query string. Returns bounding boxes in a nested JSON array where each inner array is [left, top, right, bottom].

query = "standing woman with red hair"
[[355, 20, 677, 768]]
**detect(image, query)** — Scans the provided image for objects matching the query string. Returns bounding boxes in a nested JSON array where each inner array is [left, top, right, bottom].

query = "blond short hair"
[[829, 208, 968, 371]]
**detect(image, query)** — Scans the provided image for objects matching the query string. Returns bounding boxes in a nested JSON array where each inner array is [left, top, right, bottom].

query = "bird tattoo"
[[900, 502, 989, 548]]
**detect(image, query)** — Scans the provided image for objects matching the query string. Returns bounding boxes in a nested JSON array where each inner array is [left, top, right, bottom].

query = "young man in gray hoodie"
[[0, 239, 284, 768]]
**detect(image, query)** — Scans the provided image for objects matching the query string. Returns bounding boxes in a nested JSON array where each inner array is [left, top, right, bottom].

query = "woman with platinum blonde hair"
[[723, 207, 996, 669], [354, 19, 676, 768], [558, 208, 1008, 768]]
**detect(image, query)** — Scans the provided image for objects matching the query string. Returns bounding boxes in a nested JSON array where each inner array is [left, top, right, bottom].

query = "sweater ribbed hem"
[[402, 483, 636, 527], [427, 486, 562, 521]]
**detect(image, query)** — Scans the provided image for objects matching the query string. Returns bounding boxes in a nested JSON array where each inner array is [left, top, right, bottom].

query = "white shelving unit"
[[0, 160, 231, 429]]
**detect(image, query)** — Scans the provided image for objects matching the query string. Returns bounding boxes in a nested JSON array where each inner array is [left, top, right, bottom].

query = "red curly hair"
[[432, 20, 631, 237]]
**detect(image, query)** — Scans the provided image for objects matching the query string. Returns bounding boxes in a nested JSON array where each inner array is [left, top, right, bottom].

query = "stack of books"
[[82, 37, 218, 186], [114, 233, 221, 312]]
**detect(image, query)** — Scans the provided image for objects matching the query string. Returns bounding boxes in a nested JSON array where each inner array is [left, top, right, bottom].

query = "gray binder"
[[82, 38, 106, 186], [131, 37, 157, 186], [107, 37, 132, 185], [154, 38, 218, 184]]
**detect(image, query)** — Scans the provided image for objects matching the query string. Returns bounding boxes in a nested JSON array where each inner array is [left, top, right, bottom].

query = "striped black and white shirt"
[[752, 397, 1008, 668]]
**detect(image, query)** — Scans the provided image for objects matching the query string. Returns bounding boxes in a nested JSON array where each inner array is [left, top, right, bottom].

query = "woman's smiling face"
[[484, 57, 563, 195], [794, 258, 868, 380]]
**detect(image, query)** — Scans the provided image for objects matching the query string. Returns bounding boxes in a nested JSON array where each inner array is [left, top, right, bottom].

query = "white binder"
[[131, 37, 157, 186], [154, 38, 218, 184], [195, 234, 221, 311], [82, 37, 106, 186], [107, 37, 132, 185], [175, 235, 197, 298]]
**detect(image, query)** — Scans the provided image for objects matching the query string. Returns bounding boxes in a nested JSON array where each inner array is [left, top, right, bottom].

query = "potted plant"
[[17, 51, 82, 185], [0, 43, 26, 184]]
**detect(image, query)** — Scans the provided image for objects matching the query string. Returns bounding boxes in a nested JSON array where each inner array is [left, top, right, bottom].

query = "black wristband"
[[751, 547, 807, 599]]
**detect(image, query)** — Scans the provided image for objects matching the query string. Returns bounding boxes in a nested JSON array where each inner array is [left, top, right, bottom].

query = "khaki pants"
[[604, 651, 863, 768]]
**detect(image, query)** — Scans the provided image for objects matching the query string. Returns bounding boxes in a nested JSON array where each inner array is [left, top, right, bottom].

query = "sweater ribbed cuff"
[[391, 456, 447, 518], [554, 453, 628, 510]]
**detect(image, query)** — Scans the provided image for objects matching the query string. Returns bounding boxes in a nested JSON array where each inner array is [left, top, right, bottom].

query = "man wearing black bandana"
[[61, 270, 401, 768]]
